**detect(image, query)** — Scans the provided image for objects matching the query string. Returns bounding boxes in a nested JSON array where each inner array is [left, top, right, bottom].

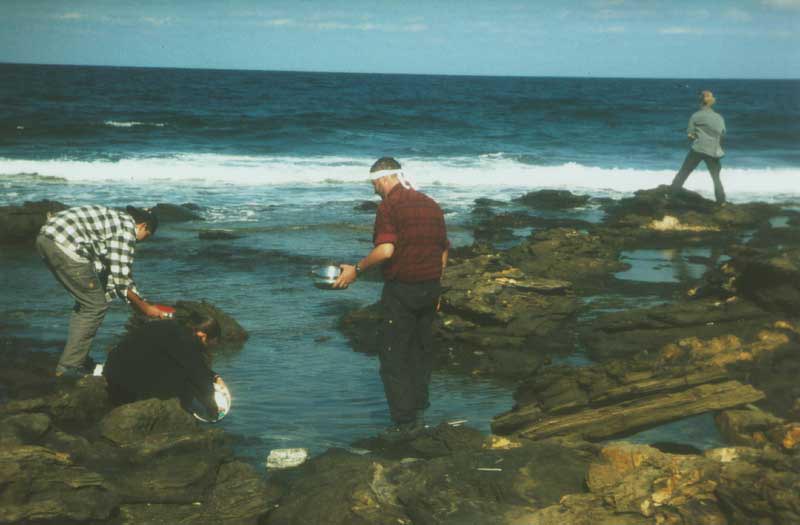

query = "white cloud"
[[53, 12, 84, 20], [761, 0, 800, 9], [262, 18, 295, 27], [724, 8, 752, 22], [594, 9, 626, 20], [263, 18, 427, 33], [141, 16, 171, 26], [594, 25, 626, 33], [659, 26, 705, 35]]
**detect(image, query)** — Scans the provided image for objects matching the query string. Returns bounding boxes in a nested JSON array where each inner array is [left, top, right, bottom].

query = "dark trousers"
[[670, 149, 726, 204], [36, 234, 109, 372], [379, 280, 440, 424]]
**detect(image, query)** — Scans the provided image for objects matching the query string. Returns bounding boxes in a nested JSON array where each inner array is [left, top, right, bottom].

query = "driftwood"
[[493, 380, 764, 441]]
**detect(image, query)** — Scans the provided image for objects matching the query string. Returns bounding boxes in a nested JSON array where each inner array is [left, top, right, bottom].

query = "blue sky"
[[1, 0, 798, 78]]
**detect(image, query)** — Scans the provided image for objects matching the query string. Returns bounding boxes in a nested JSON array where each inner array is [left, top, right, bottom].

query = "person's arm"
[[333, 243, 395, 289], [126, 289, 164, 318], [333, 201, 397, 289], [687, 114, 697, 140], [109, 228, 163, 318]]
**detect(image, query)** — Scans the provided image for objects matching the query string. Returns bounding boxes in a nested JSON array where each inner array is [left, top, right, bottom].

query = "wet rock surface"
[[0, 200, 67, 244], [513, 189, 591, 209], [0, 343, 273, 525], [198, 228, 243, 240], [4, 186, 800, 524], [263, 425, 596, 525], [150, 202, 204, 222]]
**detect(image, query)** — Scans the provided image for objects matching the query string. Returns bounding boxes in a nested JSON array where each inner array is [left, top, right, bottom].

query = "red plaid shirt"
[[373, 185, 449, 283]]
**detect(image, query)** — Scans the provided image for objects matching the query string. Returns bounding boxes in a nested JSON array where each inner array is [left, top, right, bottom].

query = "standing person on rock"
[[670, 90, 727, 205], [333, 157, 450, 440], [36, 205, 168, 377]]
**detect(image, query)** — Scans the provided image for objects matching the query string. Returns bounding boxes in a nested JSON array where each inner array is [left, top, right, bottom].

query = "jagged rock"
[[523, 443, 800, 524], [151, 203, 204, 222], [0, 200, 67, 244], [724, 247, 800, 314], [0, 413, 51, 445], [113, 452, 224, 504], [743, 322, 800, 420], [354, 200, 379, 212], [0, 444, 119, 523], [1, 376, 112, 427], [206, 461, 281, 524], [513, 190, 591, 209], [506, 228, 626, 286], [117, 503, 213, 525], [494, 324, 796, 440], [198, 229, 243, 240], [580, 298, 775, 361], [99, 398, 197, 446], [266, 427, 595, 525], [264, 449, 407, 525], [519, 493, 650, 525], [440, 255, 577, 348], [605, 185, 781, 233], [716, 409, 800, 451]]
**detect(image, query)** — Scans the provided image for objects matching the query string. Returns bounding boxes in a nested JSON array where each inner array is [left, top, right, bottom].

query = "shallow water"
[[615, 247, 718, 284], [0, 180, 521, 458]]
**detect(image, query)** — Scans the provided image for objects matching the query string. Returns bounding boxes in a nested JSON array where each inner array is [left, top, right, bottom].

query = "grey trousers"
[[670, 150, 726, 204], [36, 234, 109, 372]]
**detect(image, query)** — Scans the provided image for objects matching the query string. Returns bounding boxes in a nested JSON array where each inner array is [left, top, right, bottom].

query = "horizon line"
[[2, 61, 798, 82]]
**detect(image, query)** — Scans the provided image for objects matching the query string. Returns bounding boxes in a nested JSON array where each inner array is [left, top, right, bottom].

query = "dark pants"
[[36, 234, 109, 373], [670, 150, 726, 204], [379, 280, 440, 424]]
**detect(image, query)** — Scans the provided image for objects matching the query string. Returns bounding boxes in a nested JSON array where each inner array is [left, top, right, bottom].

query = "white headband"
[[369, 169, 418, 190]]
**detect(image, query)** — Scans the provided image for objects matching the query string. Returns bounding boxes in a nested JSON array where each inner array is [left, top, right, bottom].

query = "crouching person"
[[103, 313, 228, 421]]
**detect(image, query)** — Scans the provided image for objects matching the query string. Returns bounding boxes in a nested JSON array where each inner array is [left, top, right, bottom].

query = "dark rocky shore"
[[2, 187, 799, 524]]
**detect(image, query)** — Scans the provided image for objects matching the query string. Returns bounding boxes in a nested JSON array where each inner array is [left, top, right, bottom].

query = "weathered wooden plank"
[[496, 381, 764, 441]]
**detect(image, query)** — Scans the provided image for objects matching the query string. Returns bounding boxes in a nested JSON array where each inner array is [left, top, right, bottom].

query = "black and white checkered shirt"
[[41, 205, 140, 302]]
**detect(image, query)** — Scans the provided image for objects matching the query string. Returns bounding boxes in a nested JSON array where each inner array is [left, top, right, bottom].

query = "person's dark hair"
[[370, 157, 402, 173], [187, 313, 221, 343], [126, 206, 159, 235]]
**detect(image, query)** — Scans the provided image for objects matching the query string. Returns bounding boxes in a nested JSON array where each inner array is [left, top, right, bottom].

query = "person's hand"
[[332, 264, 357, 289], [143, 303, 169, 319]]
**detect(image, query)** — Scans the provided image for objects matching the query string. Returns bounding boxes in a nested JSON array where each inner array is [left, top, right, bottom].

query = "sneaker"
[[54, 366, 87, 379]]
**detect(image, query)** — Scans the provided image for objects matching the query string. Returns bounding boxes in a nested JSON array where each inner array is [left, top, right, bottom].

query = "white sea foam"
[[103, 121, 166, 128], [1, 155, 798, 201]]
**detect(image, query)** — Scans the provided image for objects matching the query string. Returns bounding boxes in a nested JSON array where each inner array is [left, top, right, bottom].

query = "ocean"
[[1, 63, 798, 458]]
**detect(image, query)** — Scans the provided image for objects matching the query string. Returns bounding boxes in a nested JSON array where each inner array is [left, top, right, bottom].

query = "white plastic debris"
[[93, 364, 104, 377], [447, 419, 468, 427], [266, 448, 309, 470]]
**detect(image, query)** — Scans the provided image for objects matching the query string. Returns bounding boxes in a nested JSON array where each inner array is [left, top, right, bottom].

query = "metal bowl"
[[311, 265, 342, 290]]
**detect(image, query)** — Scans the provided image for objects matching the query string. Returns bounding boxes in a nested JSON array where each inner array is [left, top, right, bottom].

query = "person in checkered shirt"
[[36, 205, 167, 377]]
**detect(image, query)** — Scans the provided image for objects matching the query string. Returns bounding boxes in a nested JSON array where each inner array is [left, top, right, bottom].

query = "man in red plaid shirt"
[[334, 157, 449, 439]]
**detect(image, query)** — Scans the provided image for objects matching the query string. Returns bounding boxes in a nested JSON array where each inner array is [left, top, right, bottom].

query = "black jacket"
[[104, 320, 217, 417]]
